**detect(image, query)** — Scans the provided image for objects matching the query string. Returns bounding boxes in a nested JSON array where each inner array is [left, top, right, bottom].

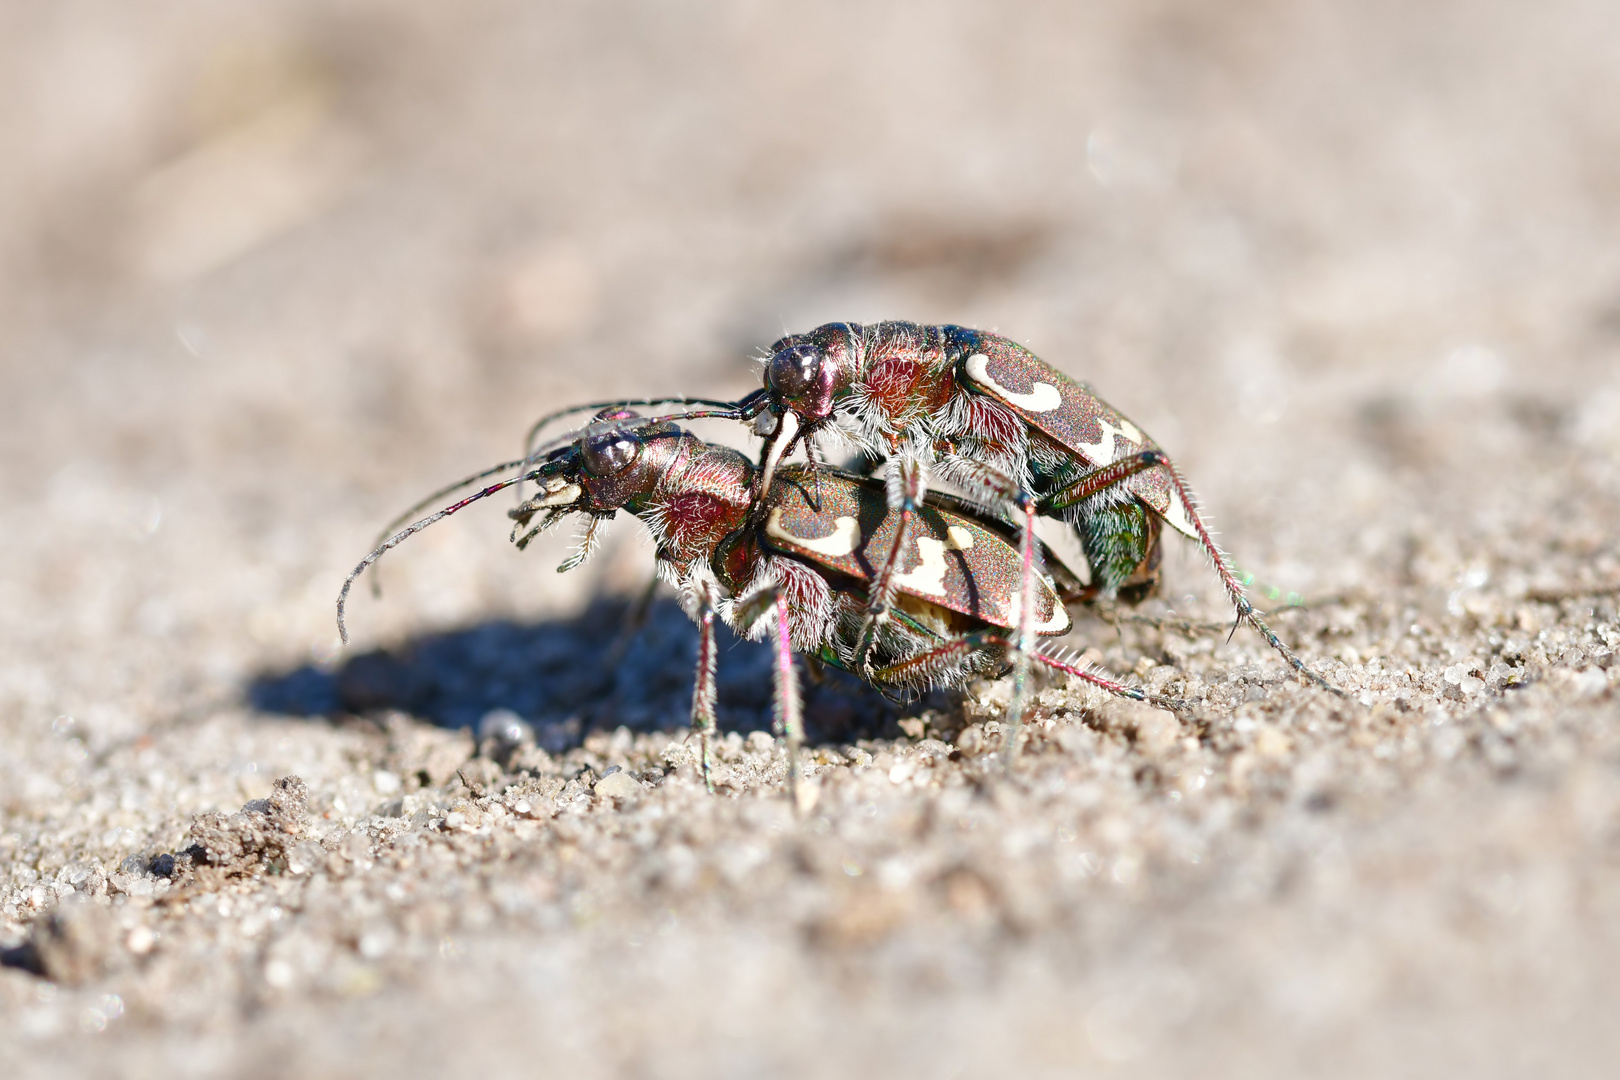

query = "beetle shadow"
[[248, 598, 918, 750]]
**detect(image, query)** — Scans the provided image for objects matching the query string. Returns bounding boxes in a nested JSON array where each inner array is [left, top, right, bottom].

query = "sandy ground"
[[3, 2, 1620, 1076]]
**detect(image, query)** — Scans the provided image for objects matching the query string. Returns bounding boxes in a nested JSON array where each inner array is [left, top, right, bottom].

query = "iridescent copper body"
[[339, 412, 1147, 798], [754, 321, 1338, 696], [505, 415, 1073, 681]]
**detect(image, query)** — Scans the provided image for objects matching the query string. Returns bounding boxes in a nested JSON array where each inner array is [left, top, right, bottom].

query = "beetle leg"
[[870, 627, 1179, 711], [1036, 450, 1167, 514], [735, 581, 806, 810], [771, 591, 806, 815], [934, 452, 1023, 507], [1033, 646, 1186, 711], [1001, 495, 1039, 770], [1039, 450, 1340, 696], [690, 578, 720, 794], [1154, 461, 1345, 697], [929, 454, 1053, 767], [868, 628, 1010, 688], [854, 455, 928, 676]]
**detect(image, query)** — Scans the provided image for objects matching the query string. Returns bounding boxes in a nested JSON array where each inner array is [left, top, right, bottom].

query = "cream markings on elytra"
[[893, 527, 976, 597], [1160, 490, 1199, 540], [1074, 417, 1142, 466], [1005, 577, 1072, 635], [766, 508, 861, 557], [964, 353, 1062, 413]]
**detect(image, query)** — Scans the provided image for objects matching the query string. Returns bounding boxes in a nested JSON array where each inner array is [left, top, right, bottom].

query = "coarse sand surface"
[[3, 2, 1620, 1076]]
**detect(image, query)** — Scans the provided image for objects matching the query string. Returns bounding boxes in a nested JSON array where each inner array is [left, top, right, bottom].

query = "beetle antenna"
[[521, 395, 748, 456], [519, 392, 771, 500], [365, 456, 536, 599], [336, 467, 547, 645], [515, 402, 766, 488], [372, 457, 534, 549]]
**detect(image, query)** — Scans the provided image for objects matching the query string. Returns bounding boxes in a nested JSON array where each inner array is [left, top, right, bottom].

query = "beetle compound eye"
[[767, 344, 824, 403], [581, 429, 642, 476]]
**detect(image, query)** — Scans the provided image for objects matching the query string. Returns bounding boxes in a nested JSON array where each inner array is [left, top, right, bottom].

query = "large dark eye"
[[767, 343, 824, 402], [581, 428, 641, 476]]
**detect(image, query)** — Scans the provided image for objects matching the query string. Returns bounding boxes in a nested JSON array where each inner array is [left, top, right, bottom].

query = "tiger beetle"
[[339, 411, 1173, 809], [516, 324, 1342, 768], [739, 321, 1344, 764]]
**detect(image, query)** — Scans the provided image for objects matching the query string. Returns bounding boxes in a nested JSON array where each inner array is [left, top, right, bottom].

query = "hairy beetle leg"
[[1039, 449, 1341, 697], [1153, 461, 1345, 697], [1035, 450, 1167, 514], [1034, 647, 1187, 712], [854, 455, 927, 676], [1001, 496, 1039, 771], [917, 455, 1047, 770], [690, 580, 720, 794], [871, 626, 1174, 742], [736, 583, 806, 812], [772, 594, 806, 814]]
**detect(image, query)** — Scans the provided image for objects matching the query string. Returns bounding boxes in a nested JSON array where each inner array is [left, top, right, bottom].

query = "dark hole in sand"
[[248, 598, 922, 750]]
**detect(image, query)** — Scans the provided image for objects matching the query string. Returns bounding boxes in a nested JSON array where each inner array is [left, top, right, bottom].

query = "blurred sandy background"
[[3, 2, 1620, 1076]]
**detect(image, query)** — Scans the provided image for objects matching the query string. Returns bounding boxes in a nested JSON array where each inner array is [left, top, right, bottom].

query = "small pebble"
[[285, 842, 324, 875], [593, 771, 644, 800], [126, 925, 155, 955]]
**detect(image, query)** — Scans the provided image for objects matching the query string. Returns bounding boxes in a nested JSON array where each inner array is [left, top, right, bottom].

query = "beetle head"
[[763, 322, 861, 423], [513, 410, 693, 529]]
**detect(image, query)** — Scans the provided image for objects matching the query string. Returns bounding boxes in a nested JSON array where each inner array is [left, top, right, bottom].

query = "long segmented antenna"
[[372, 405, 755, 564], [522, 392, 768, 462], [336, 467, 548, 644], [372, 457, 533, 548], [515, 399, 767, 502], [344, 408, 748, 640]]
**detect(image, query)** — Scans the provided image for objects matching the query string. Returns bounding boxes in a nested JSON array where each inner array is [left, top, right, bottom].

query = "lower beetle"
[[339, 412, 1170, 803]]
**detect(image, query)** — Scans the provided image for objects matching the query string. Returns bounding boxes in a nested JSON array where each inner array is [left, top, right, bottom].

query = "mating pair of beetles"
[[339, 321, 1338, 800]]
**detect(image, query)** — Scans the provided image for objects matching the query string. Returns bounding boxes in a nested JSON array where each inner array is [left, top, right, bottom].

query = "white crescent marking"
[[1074, 417, 1142, 465], [1005, 580, 1072, 635], [765, 508, 861, 557], [1160, 489, 1199, 540], [964, 353, 1063, 413], [893, 537, 949, 596], [892, 526, 975, 597]]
